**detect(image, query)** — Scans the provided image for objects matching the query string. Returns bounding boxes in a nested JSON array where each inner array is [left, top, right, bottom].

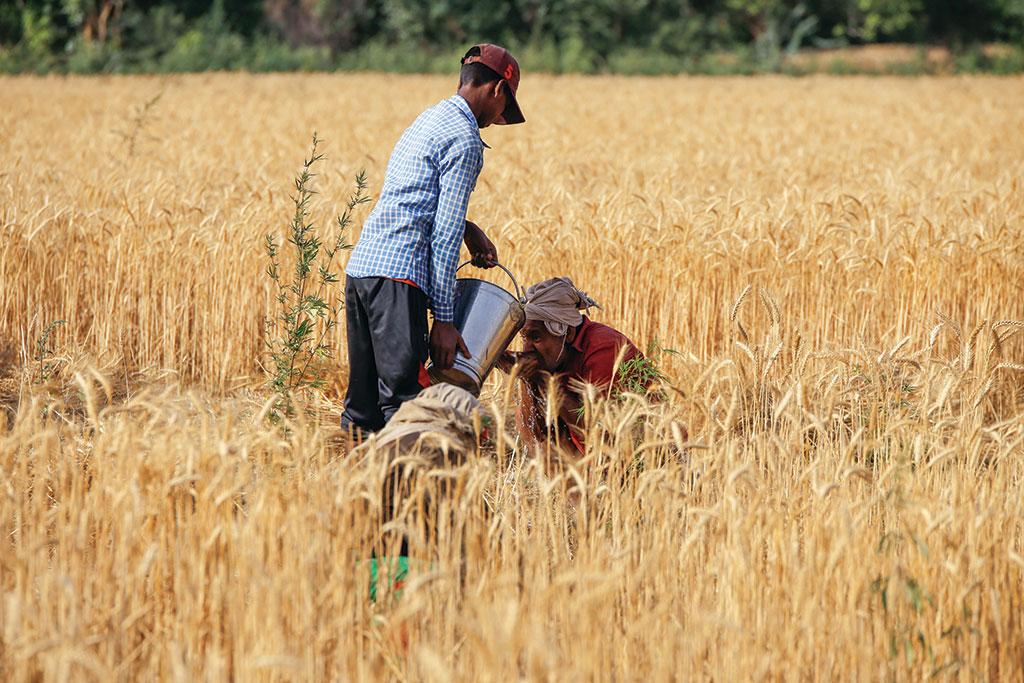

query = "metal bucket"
[[427, 262, 525, 395]]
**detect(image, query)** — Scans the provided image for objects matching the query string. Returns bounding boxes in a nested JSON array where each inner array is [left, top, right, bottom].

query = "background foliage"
[[2, 0, 1024, 74]]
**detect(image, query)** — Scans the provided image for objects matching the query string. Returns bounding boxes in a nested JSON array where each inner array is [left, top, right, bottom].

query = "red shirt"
[[560, 317, 641, 392], [545, 317, 640, 452]]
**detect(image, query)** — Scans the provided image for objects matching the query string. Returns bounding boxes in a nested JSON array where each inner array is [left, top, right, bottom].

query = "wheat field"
[[2, 73, 1024, 680]]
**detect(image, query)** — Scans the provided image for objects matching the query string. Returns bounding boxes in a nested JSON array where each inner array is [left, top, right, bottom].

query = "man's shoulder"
[[580, 320, 629, 348], [579, 320, 640, 364], [567, 321, 635, 387], [420, 98, 481, 150]]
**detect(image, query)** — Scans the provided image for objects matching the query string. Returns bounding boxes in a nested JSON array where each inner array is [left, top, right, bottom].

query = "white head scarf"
[[523, 277, 601, 336]]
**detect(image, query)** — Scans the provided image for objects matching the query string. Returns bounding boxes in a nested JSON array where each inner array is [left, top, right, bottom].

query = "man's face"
[[520, 320, 566, 371], [478, 80, 509, 128]]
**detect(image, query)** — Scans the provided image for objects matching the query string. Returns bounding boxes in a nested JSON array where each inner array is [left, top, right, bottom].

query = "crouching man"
[[499, 277, 645, 454], [351, 382, 492, 601]]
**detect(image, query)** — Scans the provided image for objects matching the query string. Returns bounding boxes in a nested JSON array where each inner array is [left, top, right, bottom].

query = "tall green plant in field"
[[264, 132, 369, 420]]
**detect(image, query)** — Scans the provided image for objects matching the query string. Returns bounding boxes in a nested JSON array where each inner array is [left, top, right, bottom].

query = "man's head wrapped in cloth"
[[516, 277, 601, 371], [524, 277, 601, 336]]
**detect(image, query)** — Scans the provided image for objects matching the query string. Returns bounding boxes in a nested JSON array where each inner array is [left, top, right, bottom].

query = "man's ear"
[[493, 79, 507, 98]]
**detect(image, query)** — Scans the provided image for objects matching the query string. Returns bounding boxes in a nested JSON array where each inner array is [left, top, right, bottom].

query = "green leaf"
[[906, 578, 923, 613]]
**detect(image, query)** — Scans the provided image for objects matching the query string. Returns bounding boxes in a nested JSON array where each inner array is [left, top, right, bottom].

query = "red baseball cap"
[[461, 43, 525, 125]]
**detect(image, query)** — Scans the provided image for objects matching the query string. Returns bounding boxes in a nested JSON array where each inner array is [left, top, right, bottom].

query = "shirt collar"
[[449, 94, 491, 149], [570, 316, 593, 352]]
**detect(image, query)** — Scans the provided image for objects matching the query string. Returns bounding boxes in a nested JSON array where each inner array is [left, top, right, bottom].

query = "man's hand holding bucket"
[[431, 221, 497, 369], [464, 220, 498, 268]]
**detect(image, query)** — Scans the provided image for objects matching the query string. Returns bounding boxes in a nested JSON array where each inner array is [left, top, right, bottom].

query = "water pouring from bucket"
[[426, 261, 526, 395]]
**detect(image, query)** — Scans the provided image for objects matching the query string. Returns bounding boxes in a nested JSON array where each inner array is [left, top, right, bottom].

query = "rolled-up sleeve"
[[429, 142, 483, 322]]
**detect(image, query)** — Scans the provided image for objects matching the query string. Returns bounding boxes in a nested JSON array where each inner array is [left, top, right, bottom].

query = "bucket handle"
[[457, 261, 525, 303]]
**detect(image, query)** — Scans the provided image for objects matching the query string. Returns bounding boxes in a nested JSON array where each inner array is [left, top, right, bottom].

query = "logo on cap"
[[504, 64, 514, 80]]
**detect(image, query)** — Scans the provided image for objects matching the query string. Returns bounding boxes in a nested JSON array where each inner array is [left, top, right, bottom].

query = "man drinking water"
[[500, 277, 645, 454]]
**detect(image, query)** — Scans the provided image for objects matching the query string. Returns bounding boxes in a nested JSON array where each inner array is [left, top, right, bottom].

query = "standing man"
[[342, 44, 526, 436]]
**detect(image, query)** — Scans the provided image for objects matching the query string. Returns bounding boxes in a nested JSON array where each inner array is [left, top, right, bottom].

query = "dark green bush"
[[0, 0, 1022, 75]]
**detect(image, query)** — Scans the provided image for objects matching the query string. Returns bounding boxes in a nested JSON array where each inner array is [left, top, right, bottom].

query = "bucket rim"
[[455, 276, 522, 304]]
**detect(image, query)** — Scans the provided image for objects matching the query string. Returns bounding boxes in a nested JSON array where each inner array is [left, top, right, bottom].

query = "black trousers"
[[341, 276, 430, 434]]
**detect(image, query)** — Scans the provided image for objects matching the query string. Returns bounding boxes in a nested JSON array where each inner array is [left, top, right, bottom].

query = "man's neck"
[[456, 87, 485, 128]]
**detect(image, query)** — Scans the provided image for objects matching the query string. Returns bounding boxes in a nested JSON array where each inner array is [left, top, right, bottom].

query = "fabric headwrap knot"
[[523, 277, 601, 336]]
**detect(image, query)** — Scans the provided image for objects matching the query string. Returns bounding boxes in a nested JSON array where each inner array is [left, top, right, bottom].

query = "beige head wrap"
[[524, 277, 601, 336]]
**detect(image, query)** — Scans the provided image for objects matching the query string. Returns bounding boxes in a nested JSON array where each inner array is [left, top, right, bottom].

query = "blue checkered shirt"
[[346, 95, 485, 323]]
